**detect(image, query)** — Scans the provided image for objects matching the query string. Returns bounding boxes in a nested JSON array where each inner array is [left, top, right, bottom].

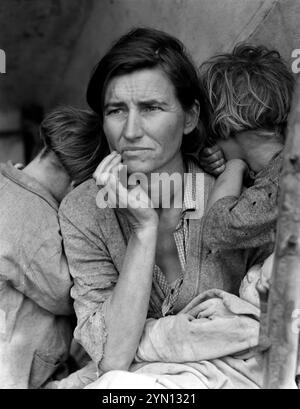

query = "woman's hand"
[[199, 145, 226, 176], [93, 151, 159, 231]]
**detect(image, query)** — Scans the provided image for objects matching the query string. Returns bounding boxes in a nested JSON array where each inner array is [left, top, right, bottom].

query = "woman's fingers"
[[95, 153, 157, 226], [96, 150, 118, 173], [100, 163, 152, 210], [106, 171, 126, 208], [93, 151, 119, 184], [105, 153, 122, 175], [95, 155, 123, 187]]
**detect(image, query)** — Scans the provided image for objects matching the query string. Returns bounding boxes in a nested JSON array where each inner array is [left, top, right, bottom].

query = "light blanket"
[[87, 289, 264, 389]]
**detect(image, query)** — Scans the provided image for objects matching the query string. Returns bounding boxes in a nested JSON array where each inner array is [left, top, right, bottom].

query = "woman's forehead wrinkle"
[[105, 70, 175, 105]]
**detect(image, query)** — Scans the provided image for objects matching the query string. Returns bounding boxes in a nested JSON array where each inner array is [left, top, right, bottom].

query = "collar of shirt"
[[175, 158, 201, 231], [0, 161, 59, 211], [153, 158, 206, 316]]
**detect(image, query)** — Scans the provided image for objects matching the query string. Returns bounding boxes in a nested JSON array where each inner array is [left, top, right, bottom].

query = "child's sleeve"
[[203, 174, 279, 250]]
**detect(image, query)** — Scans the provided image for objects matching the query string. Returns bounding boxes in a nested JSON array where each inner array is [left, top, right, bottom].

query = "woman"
[[59, 28, 267, 386]]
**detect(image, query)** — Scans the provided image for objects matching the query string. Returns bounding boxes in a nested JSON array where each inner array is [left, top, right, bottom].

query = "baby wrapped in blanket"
[[86, 254, 278, 389]]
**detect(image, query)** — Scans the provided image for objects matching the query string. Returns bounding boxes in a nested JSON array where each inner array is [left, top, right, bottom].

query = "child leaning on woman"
[[199, 44, 294, 269]]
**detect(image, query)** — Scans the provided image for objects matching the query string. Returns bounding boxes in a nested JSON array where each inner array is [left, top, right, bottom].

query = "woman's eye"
[[142, 105, 161, 112], [106, 108, 124, 116]]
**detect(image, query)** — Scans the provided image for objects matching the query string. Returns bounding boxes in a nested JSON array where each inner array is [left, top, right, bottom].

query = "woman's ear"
[[183, 100, 200, 135]]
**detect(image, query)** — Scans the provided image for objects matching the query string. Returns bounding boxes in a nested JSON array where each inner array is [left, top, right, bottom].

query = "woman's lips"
[[122, 147, 151, 152], [121, 148, 151, 156]]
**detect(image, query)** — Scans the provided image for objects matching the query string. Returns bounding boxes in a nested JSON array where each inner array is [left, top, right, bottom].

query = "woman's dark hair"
[[40, 106, 109, 186], [86, 27, 208, 155]]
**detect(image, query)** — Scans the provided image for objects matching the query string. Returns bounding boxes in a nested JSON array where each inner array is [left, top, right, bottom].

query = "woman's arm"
[[59, 197, 158, 373], [135, 292, 260, 364], [101, 223, 158, 372], [92, 152, 159, 372]]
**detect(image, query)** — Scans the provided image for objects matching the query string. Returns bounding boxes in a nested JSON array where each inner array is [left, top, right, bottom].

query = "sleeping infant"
[[194, 253, 274, 319]]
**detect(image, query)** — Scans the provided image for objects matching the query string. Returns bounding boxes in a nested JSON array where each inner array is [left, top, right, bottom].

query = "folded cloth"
[[86, 289, 263, 389], [135, 289, 260, 364], [44, 361, 97, 389]]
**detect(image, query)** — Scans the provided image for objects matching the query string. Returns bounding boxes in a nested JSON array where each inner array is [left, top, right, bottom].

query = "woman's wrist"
[[133, 221, 159, 240]]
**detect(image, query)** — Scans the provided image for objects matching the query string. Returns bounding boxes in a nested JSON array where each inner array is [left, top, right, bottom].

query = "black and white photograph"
[[0, 0, 300, 392]]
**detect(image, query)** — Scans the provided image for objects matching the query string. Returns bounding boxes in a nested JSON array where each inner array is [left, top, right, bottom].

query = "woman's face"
[[103, 68, 198, 174]]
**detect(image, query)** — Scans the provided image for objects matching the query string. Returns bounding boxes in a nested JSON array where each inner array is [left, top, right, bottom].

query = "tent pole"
[[263, 77, 300, 389]]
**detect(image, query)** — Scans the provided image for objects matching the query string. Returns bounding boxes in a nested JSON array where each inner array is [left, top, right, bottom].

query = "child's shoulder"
[[254, 150, 283, 183]]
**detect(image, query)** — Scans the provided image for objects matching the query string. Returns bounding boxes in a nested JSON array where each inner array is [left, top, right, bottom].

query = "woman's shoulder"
[[59, 178, 116, 224], [60, 178, 96, 209]]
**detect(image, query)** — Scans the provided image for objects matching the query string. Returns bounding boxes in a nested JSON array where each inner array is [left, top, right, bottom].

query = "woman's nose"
[[123, 110, 143, 140]]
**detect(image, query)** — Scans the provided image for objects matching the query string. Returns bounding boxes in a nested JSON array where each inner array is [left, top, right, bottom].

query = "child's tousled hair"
[[40, 106, 109, 186], [200, 44, 295, 142]]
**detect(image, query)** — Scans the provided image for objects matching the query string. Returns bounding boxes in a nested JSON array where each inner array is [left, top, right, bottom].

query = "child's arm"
[[206, 159, 248, 213], [203, 156, 281, 250]]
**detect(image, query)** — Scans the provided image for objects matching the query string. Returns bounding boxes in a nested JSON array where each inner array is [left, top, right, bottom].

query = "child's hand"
[[195, 298, 234, 319], [199, 145, 226, 176]]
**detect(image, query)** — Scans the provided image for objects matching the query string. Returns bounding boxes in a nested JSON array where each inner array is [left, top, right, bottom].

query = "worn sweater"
[[0, 162, 73, 388], [58, 158, 278, 366]]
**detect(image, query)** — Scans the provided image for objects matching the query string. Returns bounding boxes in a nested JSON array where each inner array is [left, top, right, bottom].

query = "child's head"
[[40, 106, 109, 187], [200, 44, 295, 146]]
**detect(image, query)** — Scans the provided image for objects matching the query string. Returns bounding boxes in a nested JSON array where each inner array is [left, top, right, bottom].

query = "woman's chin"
[[123, 159, 154, 175]]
